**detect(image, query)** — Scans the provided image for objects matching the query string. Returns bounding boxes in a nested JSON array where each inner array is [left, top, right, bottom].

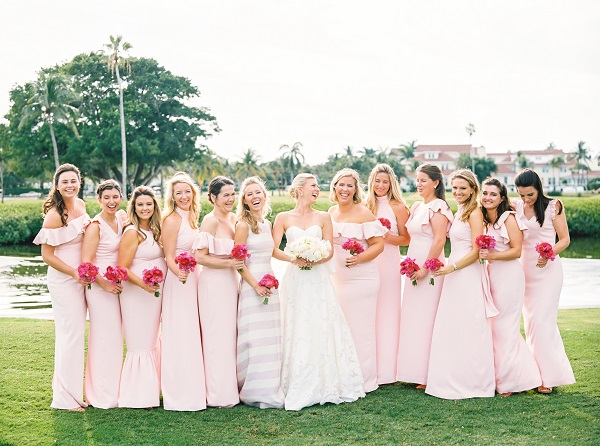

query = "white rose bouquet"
[[284, 236, 331, 270]]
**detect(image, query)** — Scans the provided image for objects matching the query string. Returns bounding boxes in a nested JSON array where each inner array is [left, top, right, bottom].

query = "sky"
[[1, 0, 599, 165]]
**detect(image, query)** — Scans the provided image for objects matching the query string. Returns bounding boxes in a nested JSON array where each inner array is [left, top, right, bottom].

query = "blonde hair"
[[163, 171, 201, 229], [329, 168, 364, 204], [236, 176, 271, 234], [289, 173, 316, 200], [366, 163, 407, 214], [126, 186, 162, 243], [450, 169, 480, 222]]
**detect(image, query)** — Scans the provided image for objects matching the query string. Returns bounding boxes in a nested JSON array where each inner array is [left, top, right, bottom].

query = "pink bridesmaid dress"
[[161, 208, 206, 411], [34, 214, 90, 409], [426, 208, 496, 399], [193, 232, 240, 408], [486, 211, 541, 394], [515, 199, 575, 388], [397, 199, 453, 385], [373, 196, 402, 385], [84, 214, 124, 408], [236, 220, 285, 408], [118, 227, 166, 408], [330, 220, 387, 393]]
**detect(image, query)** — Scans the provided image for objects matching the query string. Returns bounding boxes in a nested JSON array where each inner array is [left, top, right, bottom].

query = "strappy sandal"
[[537, 386, 553, 394]]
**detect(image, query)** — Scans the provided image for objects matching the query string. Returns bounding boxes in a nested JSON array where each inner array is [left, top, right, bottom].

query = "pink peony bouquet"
[[378, 217, 392, 230], [475, 234, 497, 264], [231, 244, 251, 272], [400, 257, 420, 286], [342, 239, 364, 256], [258, 274, 279, 305], [174, 252, 197, 284], [103, 265, 128, 295], [424, 258, 444, 285], [535, 242, 556, 267], [78, 262, 99, 290], [142, 266, 164, 297]]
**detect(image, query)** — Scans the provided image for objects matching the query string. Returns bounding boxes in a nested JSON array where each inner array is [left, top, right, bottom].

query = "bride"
[[272, 173, 365, 411]]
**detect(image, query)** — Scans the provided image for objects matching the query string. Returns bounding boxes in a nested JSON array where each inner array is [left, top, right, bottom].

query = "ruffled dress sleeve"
[[548, 199, 559, 221], [333, 221, 387, 240], [495, 210, 529, 243], [363, 220, 388, 239], [192, 231, 234, 255], [33, 214, 90, 246], [422, 199, 454, 234]]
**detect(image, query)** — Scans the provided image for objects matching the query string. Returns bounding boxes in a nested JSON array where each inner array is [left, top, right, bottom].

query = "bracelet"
[[452, 263, 458, 271]]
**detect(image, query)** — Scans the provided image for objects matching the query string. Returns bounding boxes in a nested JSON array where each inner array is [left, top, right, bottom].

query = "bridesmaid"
[[328, 168, 385, 393], [194, 176, 241, 408], [33, 164, 89, 411], [396, 164, 452, 388], [365, 163, 410, 385], [117, 186, 165, 408], [514, 168, 575, 394], [81, 179, 125, 408], [234, 176, 285, 408], [480, 177, 541, 396], [161, 172, 206, 411], [426, 169, 496, 399]]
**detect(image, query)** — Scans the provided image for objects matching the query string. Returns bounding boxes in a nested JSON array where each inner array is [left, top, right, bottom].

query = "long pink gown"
[[237, 220, 285, 408], [194, 232, 240, 408], [33, 214, 90, 409], [118, 227, 165, 408], [84, 214, 123, 408], [486, 211, 541, 394], [330, 220, 387, 393], [514, 199, 575, 388], [373, 196, 403, 385], [425, 208, 496, 399], [161, 208, 206, 411], [397, 199, 453, 385]]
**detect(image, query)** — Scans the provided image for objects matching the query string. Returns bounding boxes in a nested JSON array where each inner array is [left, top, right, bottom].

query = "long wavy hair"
[[514, 168, 561, 226], [481, 177, 513, 226], [289, 173, 316, 200], [208, 176, 235, 204], [416, 164, 446, 202], [162, 172, 201, 229], [329, 168, 364, 204], [450, 169, 480, 222], [236, 176, 271, 234], [365, 163, 407, 214], [125, 186, 162, 243], [42, 163, 81, 227]]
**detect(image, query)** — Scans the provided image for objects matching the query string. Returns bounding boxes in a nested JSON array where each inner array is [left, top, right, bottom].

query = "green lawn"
[[0, 309, 598, 445]]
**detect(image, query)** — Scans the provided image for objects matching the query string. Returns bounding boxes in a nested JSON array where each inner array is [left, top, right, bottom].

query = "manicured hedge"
[[1, 195, 598, 245]]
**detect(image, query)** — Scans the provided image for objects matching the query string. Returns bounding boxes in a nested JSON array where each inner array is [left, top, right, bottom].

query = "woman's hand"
[[100, 281, 123, 295], [410, 267, 428, 282], [177, 269, 189, 283], [479, 248, 490, 261], [230, 259, 245, 270], [292, 258, 311, 269], [254, 284, 272, 299], [537, 256, 548, 268], [143, 283, 160, 294], [434, 264, 454, 277], [345, 254, 361, 268]]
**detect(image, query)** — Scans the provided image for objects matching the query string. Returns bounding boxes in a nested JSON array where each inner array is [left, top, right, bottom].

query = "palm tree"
[[515, 151, 532, 170], [18, 72, 80, 169], [548, 156, 564, 192], [465, 123, 476, 171], [359, 147, 377, 160], [572, 141, 591, 188], [398, 140, 418, 171], [342, 145, 355, 159], [105, 35, 132, 198], [279, 142, 304, 184], [234, 148, 266, 180]]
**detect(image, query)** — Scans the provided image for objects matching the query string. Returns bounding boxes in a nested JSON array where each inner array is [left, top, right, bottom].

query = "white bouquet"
[[284, 236, 331, 270]]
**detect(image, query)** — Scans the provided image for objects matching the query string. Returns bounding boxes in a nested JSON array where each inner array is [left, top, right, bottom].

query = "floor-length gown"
[[161, 208, 206, 411], [397, 199, 453, 385], [84, 214, 123, 408], [330, 220, 387, 393], [194, 232, 240, 408], [34, 214, 90, 409], [236, 220, 285, 408], [514, 199, 575, 388], [425, 208, 496, 399], [118, 227, 165, 408], [373, 196, 402, 385], [280, 225, 365, 411], [487, 211, 541, 394]]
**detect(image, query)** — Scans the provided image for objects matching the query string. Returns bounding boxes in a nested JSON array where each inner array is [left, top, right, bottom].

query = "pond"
[[1, 238, 599, 319]]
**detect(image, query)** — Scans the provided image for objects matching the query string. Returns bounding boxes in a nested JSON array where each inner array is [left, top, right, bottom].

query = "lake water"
[[1, 250, 598, 319]]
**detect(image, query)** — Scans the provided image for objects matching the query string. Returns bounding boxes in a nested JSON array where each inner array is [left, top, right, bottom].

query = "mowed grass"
[[0, 309, 598, 445]]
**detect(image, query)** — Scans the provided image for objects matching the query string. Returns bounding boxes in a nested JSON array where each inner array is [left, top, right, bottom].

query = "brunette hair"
[[450, 169, 480, 222], [514, 168, 562, 226], [416, 164, 446, 202], [96, 179, 122, 197], [42, 163, 81, 227], [236, 176, 271, 234], [162, 171, 201, 229], [208, 176, 235, 204], [481, 177, 513, 226], [125, 186, 162, 243], [329, 168, 364, 204], [365, 163, 407, 214], [289, 173, 316, 200]]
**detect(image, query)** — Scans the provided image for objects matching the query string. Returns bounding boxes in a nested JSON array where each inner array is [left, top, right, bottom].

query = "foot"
[[499, 392, 512, 397], [415, 384, 426, 390], [67, 407, 85, 412], [537, 386, 553, 394]]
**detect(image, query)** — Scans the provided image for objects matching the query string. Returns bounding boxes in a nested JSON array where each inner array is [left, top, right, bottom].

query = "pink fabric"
[[397, 200, 452, 385], [161, 208, 206, 411], [197, 231, 240, 407], [486, 211, 541, 393], [84, 214, 124, 409], [426, 209, 495, 399], [34, 214, 90, 409], [331, 220, 385, 393], [514, 200, 575, 387], [118, 226, 165, 408], [373, 196, 402, 384]]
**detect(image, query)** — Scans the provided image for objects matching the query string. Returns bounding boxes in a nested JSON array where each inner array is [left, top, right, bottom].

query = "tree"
[[18, 72, 80, 169], [105, 35, 132, 198], [465, 123, 476, 172], [571, 141, 591, 188], [548, 156, 564, 192], [233, 148, 266, 180], [546, 142, 556, 150], [456, 153, 497, 182], [515, 151, 532, 170], [279, 142, 304, 185]]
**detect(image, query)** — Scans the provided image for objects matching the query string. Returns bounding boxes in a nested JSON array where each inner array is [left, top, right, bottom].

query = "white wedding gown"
[[280, 225, 365, 411]]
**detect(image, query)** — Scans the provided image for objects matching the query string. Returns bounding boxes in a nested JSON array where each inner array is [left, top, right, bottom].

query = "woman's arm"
[[272, 212, 291, 262], [80, 221, 121, 293], [234, 221, 271, 297], [437, 210, 484, 276], [480, 215, 523, 262], [411, 211, 448, 281], [383, 201, 410, 247], [118, 230, 159, 294], [161, 213, 188, 283], [552, 201, 570, 256]]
